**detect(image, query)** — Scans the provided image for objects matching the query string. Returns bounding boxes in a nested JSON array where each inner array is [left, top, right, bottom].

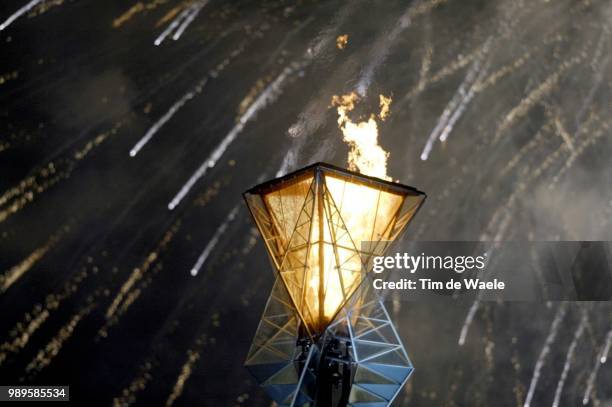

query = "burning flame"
[[379, 94, 392, 120], [331, 92, 392, 180], [336, 34, 348, 49], [249, 92, 409, 332]]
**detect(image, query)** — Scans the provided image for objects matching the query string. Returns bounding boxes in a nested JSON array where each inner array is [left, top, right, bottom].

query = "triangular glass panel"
[[363, 363, 413, 384]]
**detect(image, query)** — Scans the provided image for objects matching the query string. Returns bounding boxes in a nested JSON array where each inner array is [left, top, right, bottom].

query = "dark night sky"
[[0, 0, 611, 405]]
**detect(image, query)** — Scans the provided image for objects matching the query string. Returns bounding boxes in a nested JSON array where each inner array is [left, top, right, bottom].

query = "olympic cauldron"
[[243, 163, 425, 406]]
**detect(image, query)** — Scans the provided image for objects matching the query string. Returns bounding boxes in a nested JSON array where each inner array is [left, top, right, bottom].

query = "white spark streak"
[[458, 298, 479, 346], [355, 9, 411, 96], [190, 205, 239, 276], [168, 64, 296, 210], [421, 41, 491, 161], [188, 171, 269, 276], [168, 2, 352, 209], [457, 248, 494, 346], [275, 3, 361, 172], [356, 0, 448, 96], [172, 2, 207, 41], [130, 78, 208, 157], [276, 148, 297, 178], [601, 328, 612, 364], [551, 310, 587, 407], [0, 0, 44, 31], [582, 328, 612, 405], [155, 8, 191, 46], [438, 62, 489, 143], [154, 1, 209, 46], [173, 2, 353, 206], [307, 6, 352, 60], [523, 303, 567, 407]]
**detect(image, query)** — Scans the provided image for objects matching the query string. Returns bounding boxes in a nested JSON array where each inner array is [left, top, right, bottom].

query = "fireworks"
[[0, 0, 611, 405]]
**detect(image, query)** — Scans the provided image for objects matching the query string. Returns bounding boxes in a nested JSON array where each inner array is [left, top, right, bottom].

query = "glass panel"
[[263, 177, 313, 249], [245, 165, 424, 334], [324, 173, 405, 247]]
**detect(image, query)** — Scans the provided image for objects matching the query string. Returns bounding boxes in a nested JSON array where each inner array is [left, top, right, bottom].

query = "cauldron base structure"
[[245, 279, 413, 407]]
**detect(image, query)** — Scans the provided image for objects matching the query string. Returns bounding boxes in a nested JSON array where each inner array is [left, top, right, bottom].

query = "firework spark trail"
[[583, 327, 612, 404], [279, 1, 364, 158], [190, 205, 239, 276], [539, 46, 610, 187], [0, 310, 49, 366], [130, 78, 209, 157], [165, 334, 210, 406], [276, 0, 408, 176], [168, 64, 297, 210], [104, 221, 181, 321], [113, 2, 144, 28], [263, 16, 315, 69], [154, 1, 209, 46], [0, 70, 19, 89], [274, 3, 367, 174], [2, 179, 157, 356], [473, 46, 537, 94], [399, 43, 486, 107], [0, 162, 60, 221], [119, 313, 218, 406], [484, 114, 607, 242], [494, 55, 582, 143], [601, 328, 612, 364], [101, 220, 180, 339], [0, 121, 126, 224], [574, 24, 610, 127], [420, 44, 491, 161], [173, 0, 355, 185], [455, 248, 495, 347], [23, 303, 95, 376], [523, 303, 568, 407], [172, 1, 208, 41], [401, 27, 565, 110], [114, 312, 219, 406], [575, 54, 609, 130], [549, 117, 609, 187], [0, 227, 66, 293], [414, 44, 433, 94], [355, 0, 448, 96], [276, 148, 297, 177], [307, 1, 360, 59], [551, 309, 588, 407], [166, 350, 199, 406], [542, 52, 612, 187], [189, 171, 268, 276], [500, 105, 596, 179], [542, 105, 575, 151], [0, 0, 44, 31], [0, 265, 90, 365], [113, 0, 171, 28], [437, 74, 481, 144], [499, 120, 552, 178], [112, 361, 154, 406], [25, 32, 221, 164], [458, 297, 480, 346], [470, 30, 566, 96], [131, 27, 263, 158], [155, 7, 192, 46]]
